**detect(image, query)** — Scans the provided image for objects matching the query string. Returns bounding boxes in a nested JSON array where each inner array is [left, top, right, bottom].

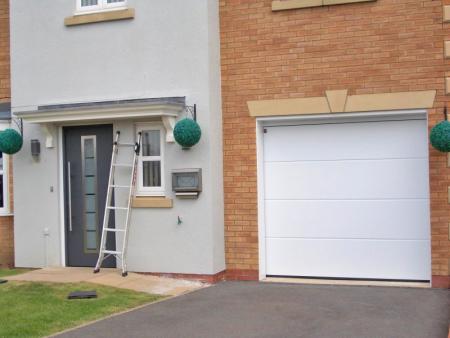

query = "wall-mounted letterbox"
[[172, 168, 202, 199]]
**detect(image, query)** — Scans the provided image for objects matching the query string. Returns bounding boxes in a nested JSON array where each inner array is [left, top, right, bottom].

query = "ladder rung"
[[111, 185, 131, 189], [103, 228, 125, 232], [113, 163, 133, 167], [102, 250, 122, 255], [107, 206, 128, 210], [117, 143, 135, 147]]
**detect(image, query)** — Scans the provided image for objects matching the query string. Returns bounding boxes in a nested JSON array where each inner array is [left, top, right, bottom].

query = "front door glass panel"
[[81, 136, 98, 252]]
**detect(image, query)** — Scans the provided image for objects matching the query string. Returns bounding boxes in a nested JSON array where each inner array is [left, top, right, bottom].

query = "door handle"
[[67, 161, 73, 232]]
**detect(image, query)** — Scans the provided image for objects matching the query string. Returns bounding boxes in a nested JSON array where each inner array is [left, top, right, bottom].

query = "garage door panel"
[[265, 200, 430, 240], [262, 118, 431, 281], [264, 159, 429, 200], [264, 120, 428, 162], [266, 238, 431, 280]]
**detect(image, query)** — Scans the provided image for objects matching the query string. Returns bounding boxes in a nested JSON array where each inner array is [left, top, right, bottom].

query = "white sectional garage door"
[[263, 118, 431, 281]]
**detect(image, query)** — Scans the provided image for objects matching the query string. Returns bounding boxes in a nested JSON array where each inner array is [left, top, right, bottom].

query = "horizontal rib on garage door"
[[263, 118, 431, 281]]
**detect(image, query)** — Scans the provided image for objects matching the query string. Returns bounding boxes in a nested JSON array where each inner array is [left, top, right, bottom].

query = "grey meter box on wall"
[[172, 169, 202, 198]]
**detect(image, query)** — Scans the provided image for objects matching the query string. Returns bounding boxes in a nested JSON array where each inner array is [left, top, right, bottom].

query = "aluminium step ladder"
[[94, 131, 142, 277]]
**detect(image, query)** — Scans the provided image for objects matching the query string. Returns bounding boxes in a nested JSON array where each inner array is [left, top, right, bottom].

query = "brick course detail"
[[220, 0, 450, 286]]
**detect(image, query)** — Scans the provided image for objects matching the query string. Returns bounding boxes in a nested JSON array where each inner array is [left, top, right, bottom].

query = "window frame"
[[0, 122, 10, 216], [136, 123, 165, 197], [76, 0, 127, 14]]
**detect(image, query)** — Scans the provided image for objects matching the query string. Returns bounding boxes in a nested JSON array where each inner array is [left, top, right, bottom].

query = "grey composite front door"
[[64, 124, 116, 267]]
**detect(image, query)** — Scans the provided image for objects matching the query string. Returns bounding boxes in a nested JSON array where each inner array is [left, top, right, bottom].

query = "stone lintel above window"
[[272, 0, 376, 11]]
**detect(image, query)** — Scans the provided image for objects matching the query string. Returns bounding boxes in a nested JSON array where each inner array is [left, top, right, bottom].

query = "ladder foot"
[[122, 272, 128, 277], [93, 268, 100, 274]]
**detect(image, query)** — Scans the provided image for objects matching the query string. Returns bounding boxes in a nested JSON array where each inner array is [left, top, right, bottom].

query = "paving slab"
[[5, 267, 206, 296], [55, 281, 449, 338]]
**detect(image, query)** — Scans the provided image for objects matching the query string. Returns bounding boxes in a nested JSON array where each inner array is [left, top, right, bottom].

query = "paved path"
[[5, 267, 205, 296], [55, 281, 449, 338]]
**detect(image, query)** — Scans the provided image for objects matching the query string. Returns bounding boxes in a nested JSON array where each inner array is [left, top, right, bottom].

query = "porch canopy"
[[14, 97, 186, 147]]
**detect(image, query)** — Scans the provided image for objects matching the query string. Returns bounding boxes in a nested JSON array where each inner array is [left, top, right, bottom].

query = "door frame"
[[58, 122, 115, 267], [255, 109, 430, 282]]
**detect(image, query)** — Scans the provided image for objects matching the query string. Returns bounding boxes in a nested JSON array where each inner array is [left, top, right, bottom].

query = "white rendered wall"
[[10, 0, 225, 274]]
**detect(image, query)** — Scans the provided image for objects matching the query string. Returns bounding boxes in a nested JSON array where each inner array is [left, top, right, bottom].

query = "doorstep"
[[5, 267, 207, 296]]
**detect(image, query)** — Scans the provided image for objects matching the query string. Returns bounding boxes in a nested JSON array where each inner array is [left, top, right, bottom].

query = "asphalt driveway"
[[56, 281, 449, 338]]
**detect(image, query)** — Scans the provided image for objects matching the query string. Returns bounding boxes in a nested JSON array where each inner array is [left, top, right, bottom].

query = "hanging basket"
[[430, 120, 450, 153], [0, 128, 23, 155], [173, 118, 201, 149]]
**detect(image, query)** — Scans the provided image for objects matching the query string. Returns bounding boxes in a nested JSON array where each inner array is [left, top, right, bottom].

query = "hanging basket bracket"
[[11, 117, 23, 136]]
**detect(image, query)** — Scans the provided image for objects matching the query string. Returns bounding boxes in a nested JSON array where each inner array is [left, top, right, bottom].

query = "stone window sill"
[[132, 197, 173, 209], [444, 6, 450, 22], [272, 0, 376, 11], [65, 8, 134, 26]]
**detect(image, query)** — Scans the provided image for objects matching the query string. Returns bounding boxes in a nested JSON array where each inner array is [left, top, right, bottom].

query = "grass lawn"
[[0, 268, 34, 278], [0, 281, 163, 338]]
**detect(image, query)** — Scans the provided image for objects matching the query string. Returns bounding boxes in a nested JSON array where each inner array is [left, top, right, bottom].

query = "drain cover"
[[67, 291, 97, 300]]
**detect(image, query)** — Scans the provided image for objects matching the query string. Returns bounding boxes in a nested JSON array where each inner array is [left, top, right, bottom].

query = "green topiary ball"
[[430, 120, 450, 152], [0, 129, 23, 155], [173, 118, 201, 149]]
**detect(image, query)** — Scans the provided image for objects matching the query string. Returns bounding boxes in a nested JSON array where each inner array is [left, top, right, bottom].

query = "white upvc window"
[[76, 0, 127, 14], [0, 123, 10, 215], [136, 124, 165, 196]]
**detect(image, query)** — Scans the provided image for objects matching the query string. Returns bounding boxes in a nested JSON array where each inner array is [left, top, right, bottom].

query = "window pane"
[[84, 176, 96, 195], [85, 195, 96, 213], [84, 139, 95, 158], [86, 213, 97, 231], [107, 0, 124, 3], [86, 231, 97, 251], [142, 130, 161, 156], [143, 161, 161, 187], [81, 0, 98, 6], [85, 158, 95, 176], [0, 174, 3, 208]]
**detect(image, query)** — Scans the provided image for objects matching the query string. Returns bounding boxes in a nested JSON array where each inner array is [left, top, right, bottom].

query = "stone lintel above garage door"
[[247, 90, 436, 117]]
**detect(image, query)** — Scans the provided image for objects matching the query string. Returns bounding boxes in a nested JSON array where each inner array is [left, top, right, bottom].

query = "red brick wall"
[[0, 0, 9, 102], [220, 0, 450, 286], [0, 155, 14, 268], [0, 0, 14, 268]]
